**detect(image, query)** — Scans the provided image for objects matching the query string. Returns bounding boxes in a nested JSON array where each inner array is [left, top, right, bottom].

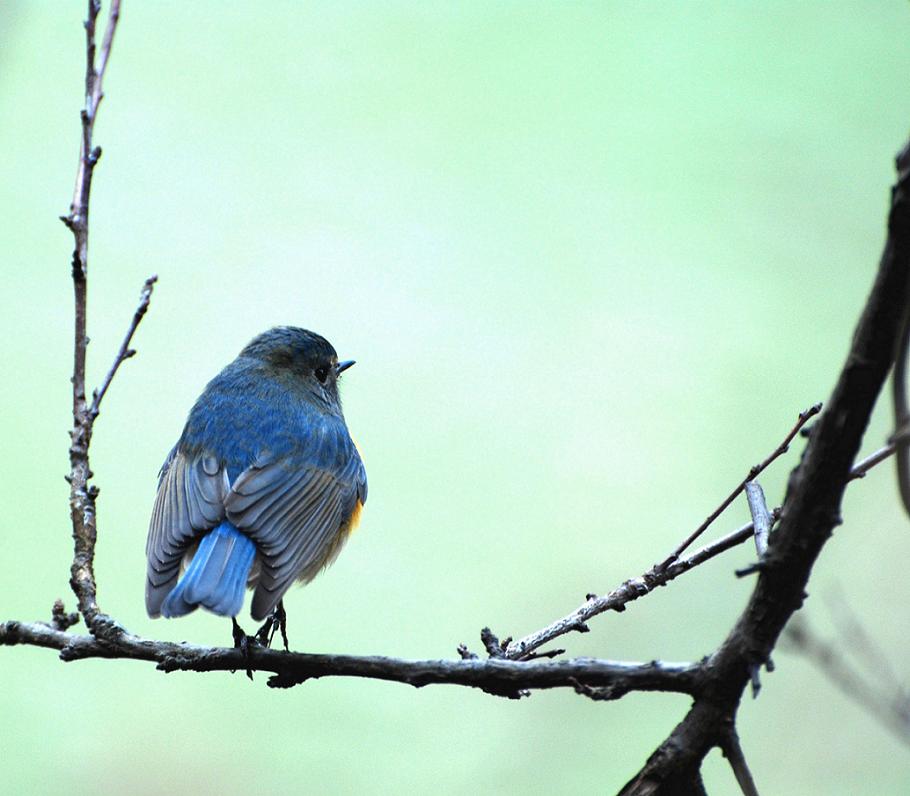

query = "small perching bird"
[[145, 327, 367, 639]]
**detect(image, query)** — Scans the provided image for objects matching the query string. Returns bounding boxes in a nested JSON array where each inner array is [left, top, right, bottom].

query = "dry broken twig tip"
[[744, 481, 772, 558]]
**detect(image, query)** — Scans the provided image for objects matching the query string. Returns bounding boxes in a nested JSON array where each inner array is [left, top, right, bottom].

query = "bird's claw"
[[231, 617, 257, 680], [230, 603, 289, 681], [255, 601, 289, 651]]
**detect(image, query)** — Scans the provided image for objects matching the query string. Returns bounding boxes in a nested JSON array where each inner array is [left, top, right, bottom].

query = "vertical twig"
[[744, 481, 771, 558], [60, 0, 123, 634]]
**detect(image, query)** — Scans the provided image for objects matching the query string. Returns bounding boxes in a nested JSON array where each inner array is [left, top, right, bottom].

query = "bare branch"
[[824, 588, 905, 692], [60, 0, 126, 635], [744, 481, 771, 558], [892, 313, 910, 512], [624, 135, 910, 792], [502, 516, 762, 661], [0, 620, 700, 698], [503, 431, 897, 662], [720, 725, 760, 796], [89, 274, 158, 418], [503, 428, 899, 663], [894, 138, 910, 516], [784, 618, 910, 748], [660, 403, 821, 568], [849, 442, 897, 480]]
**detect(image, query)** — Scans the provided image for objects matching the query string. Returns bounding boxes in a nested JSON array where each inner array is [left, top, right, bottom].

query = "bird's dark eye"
[[314, 366, 329, 383]]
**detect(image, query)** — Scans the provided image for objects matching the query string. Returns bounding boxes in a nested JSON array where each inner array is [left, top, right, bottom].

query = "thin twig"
[[660, 403, 821, 569], [504, 434, 898, 666], [744, 481, 771, 558], [824, 588, 905, 693], [89, 274, 158, 418], [720, 726, 760, 796], [504, 514, 777, 661], [783, 618, 910, 748], [848, 442, 897, 480]]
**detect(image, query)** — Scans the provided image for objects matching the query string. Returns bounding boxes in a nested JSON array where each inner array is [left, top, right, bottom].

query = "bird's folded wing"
[[225, 431, 366, 621], [145, 449, 229, 615]]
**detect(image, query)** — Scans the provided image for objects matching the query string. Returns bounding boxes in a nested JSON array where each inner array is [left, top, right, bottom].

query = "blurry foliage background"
[[2, 2, 910, 794]]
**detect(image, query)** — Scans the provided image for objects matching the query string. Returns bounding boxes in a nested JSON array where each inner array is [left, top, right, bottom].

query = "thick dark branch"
[[893, 142, 910, 514], [622, 138, 910, 794], [0, 620, 700, 698], [892, 290, 910, 513]]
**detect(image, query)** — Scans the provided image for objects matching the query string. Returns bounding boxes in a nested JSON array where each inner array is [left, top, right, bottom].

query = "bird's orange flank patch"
[[346, 499, 364, 536]]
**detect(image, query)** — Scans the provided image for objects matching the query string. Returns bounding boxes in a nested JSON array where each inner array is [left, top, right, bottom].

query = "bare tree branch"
[[784, 618, 910, 748], [1, 8, 907, 793], [89, 274, 158, 418], [501, 515, 768, 662], [824, 588, 905, 693], [660, 403, 821, 568], [743, 481, 771, 558], [892, 141, 910, 516], [720, 724, 760, 796], [502, 420, 896, 663], [621, 137, 910, 794], [502, 407, 822, 662], [59, 0, 127, 637], [849, 441, 897, 480], [0, 619, 700, 697]]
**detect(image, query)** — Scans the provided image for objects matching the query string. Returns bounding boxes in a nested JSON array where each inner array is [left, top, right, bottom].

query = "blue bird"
[[145, 327, 367, 637]]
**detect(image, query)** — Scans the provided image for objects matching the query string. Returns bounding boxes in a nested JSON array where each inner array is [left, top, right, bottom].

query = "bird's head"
[[239, 326, 355, 410]]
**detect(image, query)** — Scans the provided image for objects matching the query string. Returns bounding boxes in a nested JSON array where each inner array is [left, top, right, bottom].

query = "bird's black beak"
[[336, 360, 356, 375]]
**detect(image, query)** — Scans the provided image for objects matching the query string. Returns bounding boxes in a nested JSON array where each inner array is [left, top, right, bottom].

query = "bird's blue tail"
[[161, 522, 256, 618]]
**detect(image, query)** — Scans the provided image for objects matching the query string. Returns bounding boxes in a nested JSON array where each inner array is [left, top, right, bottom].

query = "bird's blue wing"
[[224, 414, 366, 621], [145, 449, 230, 616]]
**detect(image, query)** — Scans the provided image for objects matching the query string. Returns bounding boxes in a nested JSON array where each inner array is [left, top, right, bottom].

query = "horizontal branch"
[[2, 442, 895, 693], [0, 619, 700, 697]]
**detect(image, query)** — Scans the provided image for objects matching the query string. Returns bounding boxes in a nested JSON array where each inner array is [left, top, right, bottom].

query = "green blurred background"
[[2, 2, 909, 793]]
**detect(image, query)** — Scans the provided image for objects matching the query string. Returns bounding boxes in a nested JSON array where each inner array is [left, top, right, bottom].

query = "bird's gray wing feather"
[[145, 449, 229, 616], [225, 452, 363, 621]]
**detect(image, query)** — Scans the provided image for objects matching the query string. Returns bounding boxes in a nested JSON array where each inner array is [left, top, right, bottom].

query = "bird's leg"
[[231, 617, 255, 681], [255, 600, 289, 651], [275, 601, 289, 650]]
